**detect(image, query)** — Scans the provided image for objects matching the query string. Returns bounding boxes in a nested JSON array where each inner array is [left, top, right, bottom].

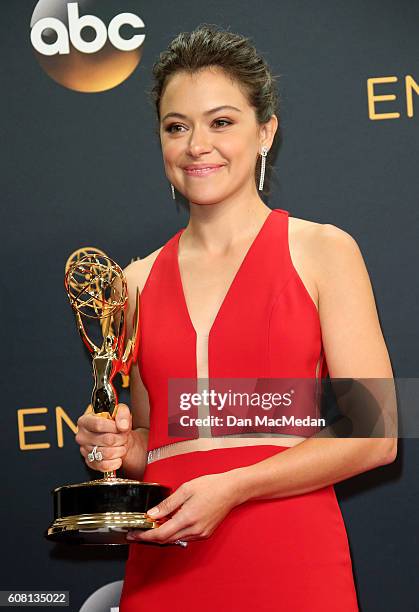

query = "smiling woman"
[[94, 22, 399, 612], [151, 28, 279, 210], [161, 74, 276, 204]]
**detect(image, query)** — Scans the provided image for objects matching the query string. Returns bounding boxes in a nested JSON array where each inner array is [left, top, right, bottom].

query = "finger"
[[80, 445, 128, 461], [114, 404, 132, 433], [145, 487, 191, 520], [77, 414, 118, 434], [84, 456, 122, 472], [76, 430, 130, 448], [165, 526, 208, 543], [130, 526, 196, 545], [96, 458, 122, 472], [128, 515, 185, 544]]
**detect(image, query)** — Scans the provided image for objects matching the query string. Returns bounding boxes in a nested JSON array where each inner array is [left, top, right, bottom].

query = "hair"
[[149, 23, 281, 208]]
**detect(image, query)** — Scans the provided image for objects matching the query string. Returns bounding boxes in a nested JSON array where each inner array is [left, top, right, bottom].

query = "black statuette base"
[[45, 478, 171, 546]]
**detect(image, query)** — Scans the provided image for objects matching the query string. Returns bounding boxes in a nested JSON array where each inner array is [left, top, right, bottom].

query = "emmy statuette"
[[45, 250, 170, 545]]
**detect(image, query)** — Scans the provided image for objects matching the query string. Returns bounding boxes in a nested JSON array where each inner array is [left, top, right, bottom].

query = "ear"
[[259, 114, 278, 150]]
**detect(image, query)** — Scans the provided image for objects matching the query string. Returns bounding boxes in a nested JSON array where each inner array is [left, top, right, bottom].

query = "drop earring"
[[170, 183, 175, 200], [258, 146, 268, 191]]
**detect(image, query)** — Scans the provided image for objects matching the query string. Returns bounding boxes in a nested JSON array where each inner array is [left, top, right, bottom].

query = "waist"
[[146, 435, 306, 464]]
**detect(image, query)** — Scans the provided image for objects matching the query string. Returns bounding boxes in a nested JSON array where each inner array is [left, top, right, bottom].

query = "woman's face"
[[159, 66, 277, 206]]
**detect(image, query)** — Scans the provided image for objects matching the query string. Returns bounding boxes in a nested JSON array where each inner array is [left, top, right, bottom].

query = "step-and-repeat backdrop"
[[2, 1, 418, 610]]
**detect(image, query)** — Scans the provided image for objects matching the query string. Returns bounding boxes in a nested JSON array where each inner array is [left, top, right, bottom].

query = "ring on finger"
[[87, 445, 103, 463]]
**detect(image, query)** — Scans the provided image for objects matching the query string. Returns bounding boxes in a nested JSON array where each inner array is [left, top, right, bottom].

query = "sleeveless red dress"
[[119, 208, 359, 611]]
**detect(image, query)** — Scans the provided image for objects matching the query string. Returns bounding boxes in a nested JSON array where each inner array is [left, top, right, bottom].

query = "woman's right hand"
[[75, 403, 134, 473]]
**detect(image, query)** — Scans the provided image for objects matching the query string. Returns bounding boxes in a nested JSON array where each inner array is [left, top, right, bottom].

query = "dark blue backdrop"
[[2, 1, 418, 610]]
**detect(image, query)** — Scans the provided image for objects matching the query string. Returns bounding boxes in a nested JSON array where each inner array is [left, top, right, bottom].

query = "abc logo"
[[30, 1, 146, 93]]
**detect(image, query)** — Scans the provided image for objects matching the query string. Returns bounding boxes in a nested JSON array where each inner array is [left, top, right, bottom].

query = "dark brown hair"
[[149, 23, 281, 205]]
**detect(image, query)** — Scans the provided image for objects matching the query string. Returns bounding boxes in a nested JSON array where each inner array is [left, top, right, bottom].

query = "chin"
[[187, 197, 226, 207], [183, 188, 230, 206]]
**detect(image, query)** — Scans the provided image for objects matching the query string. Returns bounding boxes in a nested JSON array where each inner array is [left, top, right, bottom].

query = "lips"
[[183, 164, 225, 177]]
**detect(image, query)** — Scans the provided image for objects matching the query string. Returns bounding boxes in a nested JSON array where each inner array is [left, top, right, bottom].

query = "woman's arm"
[[229, 223, 398, 505]]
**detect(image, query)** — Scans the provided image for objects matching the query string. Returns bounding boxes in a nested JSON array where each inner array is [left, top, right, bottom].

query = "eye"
[[165, 123, 186, 133], [213, 119, 232, 127], [164, 118, 233, 133]]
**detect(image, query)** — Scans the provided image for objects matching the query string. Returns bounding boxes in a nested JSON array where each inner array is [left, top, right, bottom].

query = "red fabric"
[[138, 209, 327, 450], [120, 447, 358, 611], [120, 209, 359, 610]]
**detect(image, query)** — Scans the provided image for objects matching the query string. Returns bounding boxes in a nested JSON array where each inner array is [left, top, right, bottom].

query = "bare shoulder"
[[123, 245, 165, 294], [316, 222, 360, 251], [290, 216, 356, 247], [288, 216, 325, 285], [313, 222, 364, 274], [289, 216, 365, 293]]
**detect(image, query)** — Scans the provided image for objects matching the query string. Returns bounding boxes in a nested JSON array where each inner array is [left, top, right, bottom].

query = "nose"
[[186, 126, 212, 156]]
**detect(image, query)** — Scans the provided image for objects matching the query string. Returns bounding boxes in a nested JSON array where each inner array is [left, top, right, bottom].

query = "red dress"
[[119, 208, 359, 611]]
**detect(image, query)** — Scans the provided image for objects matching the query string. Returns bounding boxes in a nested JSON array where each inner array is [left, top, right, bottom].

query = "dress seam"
[[267, 271, 297, 377]]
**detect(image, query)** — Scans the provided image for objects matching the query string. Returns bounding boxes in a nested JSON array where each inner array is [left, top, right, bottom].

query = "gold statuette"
[[45, 250, 170, 545]]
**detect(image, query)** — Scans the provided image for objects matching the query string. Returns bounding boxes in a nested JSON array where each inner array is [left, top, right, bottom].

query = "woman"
[[76, 24, 397, 611]]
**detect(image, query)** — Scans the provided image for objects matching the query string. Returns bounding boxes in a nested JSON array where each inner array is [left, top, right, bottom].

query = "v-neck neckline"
[[175, 209, 275, 338]]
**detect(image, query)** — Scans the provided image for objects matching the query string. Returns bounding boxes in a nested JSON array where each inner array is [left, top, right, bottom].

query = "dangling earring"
[[170, 183, 175, 199], [258, 146, 268, 191]]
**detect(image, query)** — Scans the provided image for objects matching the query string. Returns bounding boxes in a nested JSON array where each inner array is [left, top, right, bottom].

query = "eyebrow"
[[161, 105, 242, 122]]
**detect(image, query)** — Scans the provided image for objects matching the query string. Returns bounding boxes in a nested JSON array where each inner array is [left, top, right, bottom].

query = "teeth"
[[188, 167, 216, 171]]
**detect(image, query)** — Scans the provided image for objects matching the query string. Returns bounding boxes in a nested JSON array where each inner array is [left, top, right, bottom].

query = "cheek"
[[221, 136, 255, 164], [161, 139, 181, 163]]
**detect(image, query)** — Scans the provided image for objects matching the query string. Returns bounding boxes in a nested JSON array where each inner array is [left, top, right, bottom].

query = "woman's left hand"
[[126, 471, 241, 545]]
